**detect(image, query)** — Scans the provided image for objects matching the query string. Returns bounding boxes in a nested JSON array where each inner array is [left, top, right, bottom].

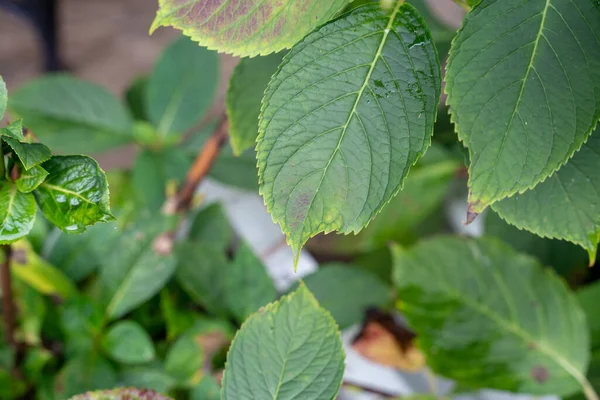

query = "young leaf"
[[0, 119, 25, 140], [100, 217, 177, 320], [3, 137, 51, 170], [0, 184, 36, 243], [298, 264, 390, 329], [222, 284, 345, 400], [150, 0, 349, 57], [34, 156, 114, 233], [445, 0, 600, 213], [392, 236, 590, 396], [146, 37, 218, 137], [492, 132, 600, 263], [175, 242, 229, 317], [189, 203, 233, 251], [257, 3, 441, 260], [227, 53, 284, 155], [15, 165, 48, 193], [225, 243, 277, 323], [101, 320, 155, 365], [8, 76, 134, 153], [69, 389, 172, 400]]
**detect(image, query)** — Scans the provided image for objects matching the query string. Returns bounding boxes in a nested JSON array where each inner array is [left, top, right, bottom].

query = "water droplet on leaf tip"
[[65, 224, 79, 232]]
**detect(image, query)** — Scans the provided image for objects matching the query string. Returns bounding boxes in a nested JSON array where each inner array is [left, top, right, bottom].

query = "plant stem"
[[0, 244, 16, 347], [163, 115, 229, 215], [583, 377, 600, 400]]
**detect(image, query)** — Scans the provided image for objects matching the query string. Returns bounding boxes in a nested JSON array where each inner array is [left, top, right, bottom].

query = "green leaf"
[[160, 289, 197, 342], [11, 240, 77, 299], [101, 320, 155, 365], [14, 280, 46, 345], [54, 353, 117, 399], [120, 367, 176, 394], [69, 389, 173, 400], [0, 184, 35, 244], [190, 376, 220, 400], [164, 331, 203, 386], [222, 284, 345, 400], [225, 243, 277, 323], [34, 155, 114, 233], [0, 119, 24, 140], [227, 53, 284, 155], [8, 75, 134, 153], [100, 216, 177, 320], [577, 282, 600, 350], [175, 242, 229, 317], [492, 132, 600, 263], [146, 37, 218, 137], [257, 3, 441, 260], [125, 76, 149, 121], [0, 75, 6, 119], [3, 137, 51, 170], [299, 264, 390, 329], [23, 348, 53, 384], [210, 146, 259, 191], [150, 0, 350, 57], [392, 236, 589, 395], [61, 296, 105, 357], [189, 203, 233, 251], [15, 165, 48, 193], [445, 0, 600, 212]]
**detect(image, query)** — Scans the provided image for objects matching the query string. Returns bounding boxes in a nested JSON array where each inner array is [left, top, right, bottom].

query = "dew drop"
[[65, 224, 79, 232]]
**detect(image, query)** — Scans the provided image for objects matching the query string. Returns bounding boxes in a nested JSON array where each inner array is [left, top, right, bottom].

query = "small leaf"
[[54, 353, 117, 399], [69, 389, 173, 400], [0, 184, 36, 244], [299, 264, 390, 329], [9, 75, 134, 153], [150, 0, 349, 57], [492, 133, 600, 263], [34, 155, 114, 233], [3, 137, 51, 170], [258, 3, 441, 260], [100, 216, 177, 320], [221, 284, 345, 400], [146, 37, 218, 137], [15, 165, 48, 193], [101, 320, 155, 365], [227, 53, 284, 155], [11, 240, 77, 299], [125, 76, 149, 121], [445, 0, 600, 211], [189, 203, 233, 251], [225, 243, 277, 323], [392, 236, 589, 395], [175, 242, 229, 317], [0, 119, 24, 140]]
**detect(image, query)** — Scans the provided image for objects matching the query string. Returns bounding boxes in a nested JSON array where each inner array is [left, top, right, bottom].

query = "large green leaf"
[[258, 3, 441, 260], [227, 53, 284, 155], [3, 137, 51, 170], [150, 0, 350, 57], [34, 156, 114, 233], [222, 284, 345, 400], [100, 217, 178, 320], [299, 264, 390, 329], [146, 37, 218, 137], [392, 236, 590, 396], [8, 75, 134, 153], [0, 184, 36, 243], [101, 320, 155, 365], [15, 165, 48, 193], [492, 132, 600, 263], [175, 242, 229, 317], [445, 0, 600, 213], [225, 243, 277, 323]]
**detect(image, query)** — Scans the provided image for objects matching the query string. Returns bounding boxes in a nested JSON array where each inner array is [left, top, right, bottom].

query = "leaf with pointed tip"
[[0, 184, 35, 244], [227, 53, 284, 155], [0, 120, 24, 140], [15, 165, 48, 193], [492, 133, 600, 264], [221, 284, 345, 400], [8, 76, 134, 153], [33, 156, 114, 233], [3, 137, 51, 170], [392, 236, 589, 396], [445, 0, 600, 212], [101, 320, 155, 365], [151, 0, 350, 57], [258, 3, 441, 261]]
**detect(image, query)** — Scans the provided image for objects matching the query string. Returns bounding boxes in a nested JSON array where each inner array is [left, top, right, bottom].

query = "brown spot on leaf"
[[531, 365, 549, 383], [152, 232, 174, 256]]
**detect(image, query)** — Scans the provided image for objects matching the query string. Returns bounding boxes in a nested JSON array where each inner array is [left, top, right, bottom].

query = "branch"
[[1, 244, 16, 347], [163, 115, 229, 215]]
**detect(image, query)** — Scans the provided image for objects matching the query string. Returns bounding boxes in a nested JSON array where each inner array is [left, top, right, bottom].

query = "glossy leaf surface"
[[258, 3, 441, 258], [3, 137, 51, 170], [15, 165, 48, 193], [445, 0, 600, 211], [0, 184, 35, 244], [0, 120, 25, 140]]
